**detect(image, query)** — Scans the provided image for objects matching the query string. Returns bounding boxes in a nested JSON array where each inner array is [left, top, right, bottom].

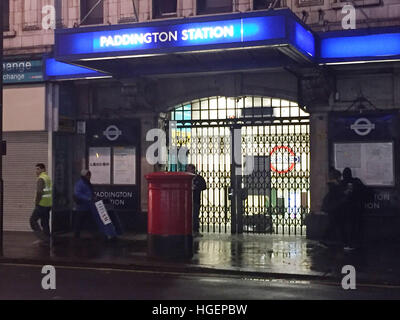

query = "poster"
[[334, 142, 394, 186], [89, 147, 111, 184], [113, 147, 136, 185]]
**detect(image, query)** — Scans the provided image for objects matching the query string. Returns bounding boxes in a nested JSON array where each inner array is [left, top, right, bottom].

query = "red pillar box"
[[145, 172, 195, 259]]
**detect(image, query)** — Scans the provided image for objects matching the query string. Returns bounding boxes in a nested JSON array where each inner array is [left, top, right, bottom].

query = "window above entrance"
[[254, 0, 281, 10], [170, 96, 309, 123], [197, 0, 233, 15], [3, 0, 10, 31], [153, 0, 177, 19], [80, 0, 104, 25]]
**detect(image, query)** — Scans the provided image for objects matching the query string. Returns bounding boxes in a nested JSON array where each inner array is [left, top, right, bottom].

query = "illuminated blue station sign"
[[320, 28, 400, 63], [50, 9, 400, 79], [55, 10, 315, 61]]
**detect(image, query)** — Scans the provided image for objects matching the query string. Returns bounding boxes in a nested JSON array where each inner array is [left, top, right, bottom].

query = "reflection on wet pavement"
[[3, 231, 400, 284], [193, 234, 316, 275]]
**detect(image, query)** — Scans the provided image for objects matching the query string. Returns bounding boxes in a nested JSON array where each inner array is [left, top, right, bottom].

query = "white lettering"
[[152, 32, 159, 43], [111, 199, 125, 206], [106, 36, 114, 47], [114, 35, 123, 46], [100, 36, 108, 47], [152, 304, 186, 317], [181, 25, 235, 41], [201, 27, 212, 39], [97, 26, 234, 47], [196, 305, 247, 315], [195, 28, 204, 40], [169, 31, 178, 42], [224, 25, 234, 38], [187, 28, 196, 40], [122, 34, 131, 45], [134, 33, 145, 44], [159, 32, 168, 42], [181, 30, 188, 41], [213, 26, 224, 38], [375, 193, 390, 201], [365, 202, 380, 209], [144, 33, 152, 43]]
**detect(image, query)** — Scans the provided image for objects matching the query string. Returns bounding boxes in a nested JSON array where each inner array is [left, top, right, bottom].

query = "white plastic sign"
[[95, 200, 112, 225]]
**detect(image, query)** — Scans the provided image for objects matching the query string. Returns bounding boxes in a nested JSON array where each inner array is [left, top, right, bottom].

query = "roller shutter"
[[3, 132, 49, 231]]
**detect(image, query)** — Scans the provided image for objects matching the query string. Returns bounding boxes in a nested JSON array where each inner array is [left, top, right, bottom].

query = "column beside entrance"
[[307, 112, 329, 240]]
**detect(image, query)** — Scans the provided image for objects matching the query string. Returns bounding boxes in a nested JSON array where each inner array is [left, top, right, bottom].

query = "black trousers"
[[193, 202, 201, 233], [73, 210, 94, 238], [343, 205, 363, 247], [322, 213, 344, 243], [30, 205, 51, 240]]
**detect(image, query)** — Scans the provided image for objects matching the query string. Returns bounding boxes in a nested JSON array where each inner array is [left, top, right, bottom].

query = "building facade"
[[3, 0, 55, 231], [3, 0, 400, 239]]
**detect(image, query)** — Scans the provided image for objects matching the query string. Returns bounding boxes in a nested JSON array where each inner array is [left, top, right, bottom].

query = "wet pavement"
[[1, 231, 400, 286]]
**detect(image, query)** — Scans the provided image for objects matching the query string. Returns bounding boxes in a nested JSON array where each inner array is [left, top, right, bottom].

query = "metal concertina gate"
[[167, 96, 310, 235]]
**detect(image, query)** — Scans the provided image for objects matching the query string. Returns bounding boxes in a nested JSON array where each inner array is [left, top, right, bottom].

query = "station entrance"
[[168, 96, 310, 235]]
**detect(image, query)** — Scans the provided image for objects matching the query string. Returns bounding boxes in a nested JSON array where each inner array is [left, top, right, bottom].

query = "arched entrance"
[[167, 96, 310, 235]]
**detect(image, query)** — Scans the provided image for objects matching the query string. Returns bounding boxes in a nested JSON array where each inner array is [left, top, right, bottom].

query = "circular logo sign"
[[350, 118, 375, 136], [103, 125, 122, 141], [270, 146, 298, 174]]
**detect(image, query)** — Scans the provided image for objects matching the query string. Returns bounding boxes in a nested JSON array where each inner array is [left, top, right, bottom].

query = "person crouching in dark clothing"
[[73, 169, 96, 238], [320, 168, 347, 247]]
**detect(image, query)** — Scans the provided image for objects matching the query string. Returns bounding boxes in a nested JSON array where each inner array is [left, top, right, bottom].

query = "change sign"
[[2, 60, 44, 83]]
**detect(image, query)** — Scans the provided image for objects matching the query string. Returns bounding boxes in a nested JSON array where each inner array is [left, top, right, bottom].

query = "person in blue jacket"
[[73, 169, 96, 238]]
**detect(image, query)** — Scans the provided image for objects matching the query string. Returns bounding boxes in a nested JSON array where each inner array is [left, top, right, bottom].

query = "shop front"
[[2, 57, 50, 232]]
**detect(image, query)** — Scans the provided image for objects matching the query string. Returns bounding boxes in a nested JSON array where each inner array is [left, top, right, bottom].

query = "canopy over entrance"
[[50, 8, 400, 81], [53, 9, 316, 79]]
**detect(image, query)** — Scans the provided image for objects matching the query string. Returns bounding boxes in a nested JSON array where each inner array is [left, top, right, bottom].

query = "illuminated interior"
[[169, 96, 310, 235]]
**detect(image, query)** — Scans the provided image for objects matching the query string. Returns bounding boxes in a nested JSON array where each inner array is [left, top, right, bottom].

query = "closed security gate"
[[168, 96, 310, 235]]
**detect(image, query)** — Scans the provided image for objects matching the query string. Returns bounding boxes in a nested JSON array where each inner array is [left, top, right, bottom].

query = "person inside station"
[[186, 164, 207, 237]]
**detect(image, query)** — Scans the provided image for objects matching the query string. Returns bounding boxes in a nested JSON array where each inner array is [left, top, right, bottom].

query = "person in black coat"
[[320, 167, 347, 247], [186, 164, 207, 237], [341, 167, 368, 250]]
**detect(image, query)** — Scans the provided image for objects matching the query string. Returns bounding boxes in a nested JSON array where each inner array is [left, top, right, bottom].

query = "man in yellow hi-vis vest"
[[30, 163, 52, 241]]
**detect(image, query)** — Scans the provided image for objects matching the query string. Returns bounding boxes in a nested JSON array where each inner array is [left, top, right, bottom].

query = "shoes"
[[344, 246, 355, 251]]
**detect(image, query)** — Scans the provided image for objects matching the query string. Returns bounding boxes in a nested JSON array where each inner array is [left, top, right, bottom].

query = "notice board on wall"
[[113, 146, 136, 185], [334, 142, 394, 186], [89, 147, 111, 184]]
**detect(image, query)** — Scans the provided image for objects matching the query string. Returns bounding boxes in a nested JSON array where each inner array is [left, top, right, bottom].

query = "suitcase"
[[89, 200, 117, 239]]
